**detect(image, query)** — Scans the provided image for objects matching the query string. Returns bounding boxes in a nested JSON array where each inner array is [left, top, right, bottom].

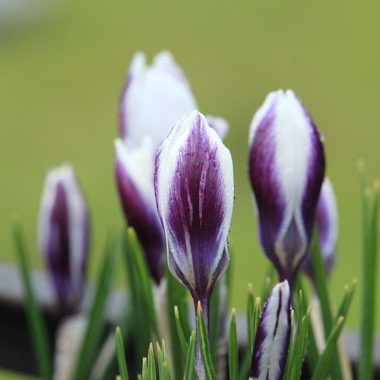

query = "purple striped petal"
[[248, 90, 325, 285], [302, 177, 338, 278], [39, 165, 89, 313], [250, 281, 291, 380], [119, 51, 197, 148], [115, 137, 164, 284], [154, 110, 234, 302]]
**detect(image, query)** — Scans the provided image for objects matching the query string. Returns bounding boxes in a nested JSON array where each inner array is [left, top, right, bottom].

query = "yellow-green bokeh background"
[[1, 1, 380, 377]]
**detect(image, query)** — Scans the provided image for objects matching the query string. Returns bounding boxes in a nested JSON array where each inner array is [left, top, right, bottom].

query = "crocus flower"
[[302, 177, 338, 278], [38, 165, 89, 313], [250, 281, 291, 380], [116, 52, 229, 285], [115, 137, 164, 283], [248, 89, 325, 287], [155, 110, 234, 379], [119, 51, 229, 149]]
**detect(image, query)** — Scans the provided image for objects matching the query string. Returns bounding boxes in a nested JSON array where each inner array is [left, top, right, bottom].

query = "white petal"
[[115, 137, 156, 205], [122, 51, 197, 148]]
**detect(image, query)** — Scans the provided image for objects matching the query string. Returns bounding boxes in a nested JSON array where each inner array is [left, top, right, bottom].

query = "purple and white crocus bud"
[[302, 177, 338, 278], [155, 110, 234, 379], [115, 137, 165, 284], [119, 51, 197, 147], [248, 90, 325, 287], [39, 165, 89, 313], [119, 51, 229, 149], [250, 280, 291, 380]]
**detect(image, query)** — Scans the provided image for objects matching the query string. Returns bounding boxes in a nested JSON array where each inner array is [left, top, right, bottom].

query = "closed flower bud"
[[155, 110, 233, 305], [119, 51, 197, 147], [250, 281, 291, 380], [119, 51, 229, 148], [38, 165, 89, 313], [302, 177, 338, 278], [248, 90, 325, 286], [115, 137, 165, 284]]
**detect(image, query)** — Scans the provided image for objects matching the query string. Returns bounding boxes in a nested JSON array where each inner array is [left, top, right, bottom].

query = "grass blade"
[[359, 183, 379, 379], [72, 237, 117, 380], [196, 302, 216, 380], [12, 223, 52, 380], [166, 265, 190, 378], [228, 309, 238, 380], [148, 343, 157, 380], [311, 317, 346, 380], [115, 327, 129, 380], [310, 230, 343, 380], [183, 332, 196, 380], [174, 306, 189, 355]]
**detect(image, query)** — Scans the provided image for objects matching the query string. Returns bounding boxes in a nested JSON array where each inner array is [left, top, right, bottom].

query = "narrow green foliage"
[[297, 278, 319, 372], [174, 306, 189, 355], [142, 358, 148, 380], [72, 237, 117, 380], [156, 342, 171, 380], [335, 280, 357, 323], [12, 223, 52, 380], [196, 302, 217, 380], [183, 332, 197, 380], [310, 230, 343, 380], [228, 309, 238, 380], [166, 267, 190, 379], [240, 294, 261, 380], [247, 283, 255, 353], [115, 327, 129, 380], [359, 179, 379, 380], [312, 317, 346, 380], [128, 229, 158, 336], [283, 309, 296, 380], [289, 308, 311, 380], [252, 297, 261, 349], [148, 344, 157, 380], [122, 229, 157, 360], [162, 362, 171, 380], [209, 284, 220, 361]]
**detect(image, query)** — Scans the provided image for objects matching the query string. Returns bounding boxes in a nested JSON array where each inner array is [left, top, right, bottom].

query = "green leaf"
[[297, 277, 319, 373], [128, 229, 159, 337], [335, 280, 357, 323], [246, 283, 255, 354], [228, 309, 238, 380], [310, 230, 343, 380], [156, 341, 170, 380], [283, 309, 295, 380], [174, 306, 189, 355], [209, 283, 220, 361], [239, 296, 261, 380], [359, 182, 379, 379], [12, 223, 52, 380], [122, 229, 156, 361], [148, 343, 157, 380], [196, 302, 217, 380], [142, 358, 148, 380], [115, 327, 129, 380], [311, 317, 346, 380], [289, 307, 311, 380], [183, 332, 196, 380], [72, 237, 117, 380], [166, 265, 189, 378]]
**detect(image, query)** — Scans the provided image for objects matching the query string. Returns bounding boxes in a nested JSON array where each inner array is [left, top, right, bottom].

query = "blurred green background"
[[1, 0, 380, 377]]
